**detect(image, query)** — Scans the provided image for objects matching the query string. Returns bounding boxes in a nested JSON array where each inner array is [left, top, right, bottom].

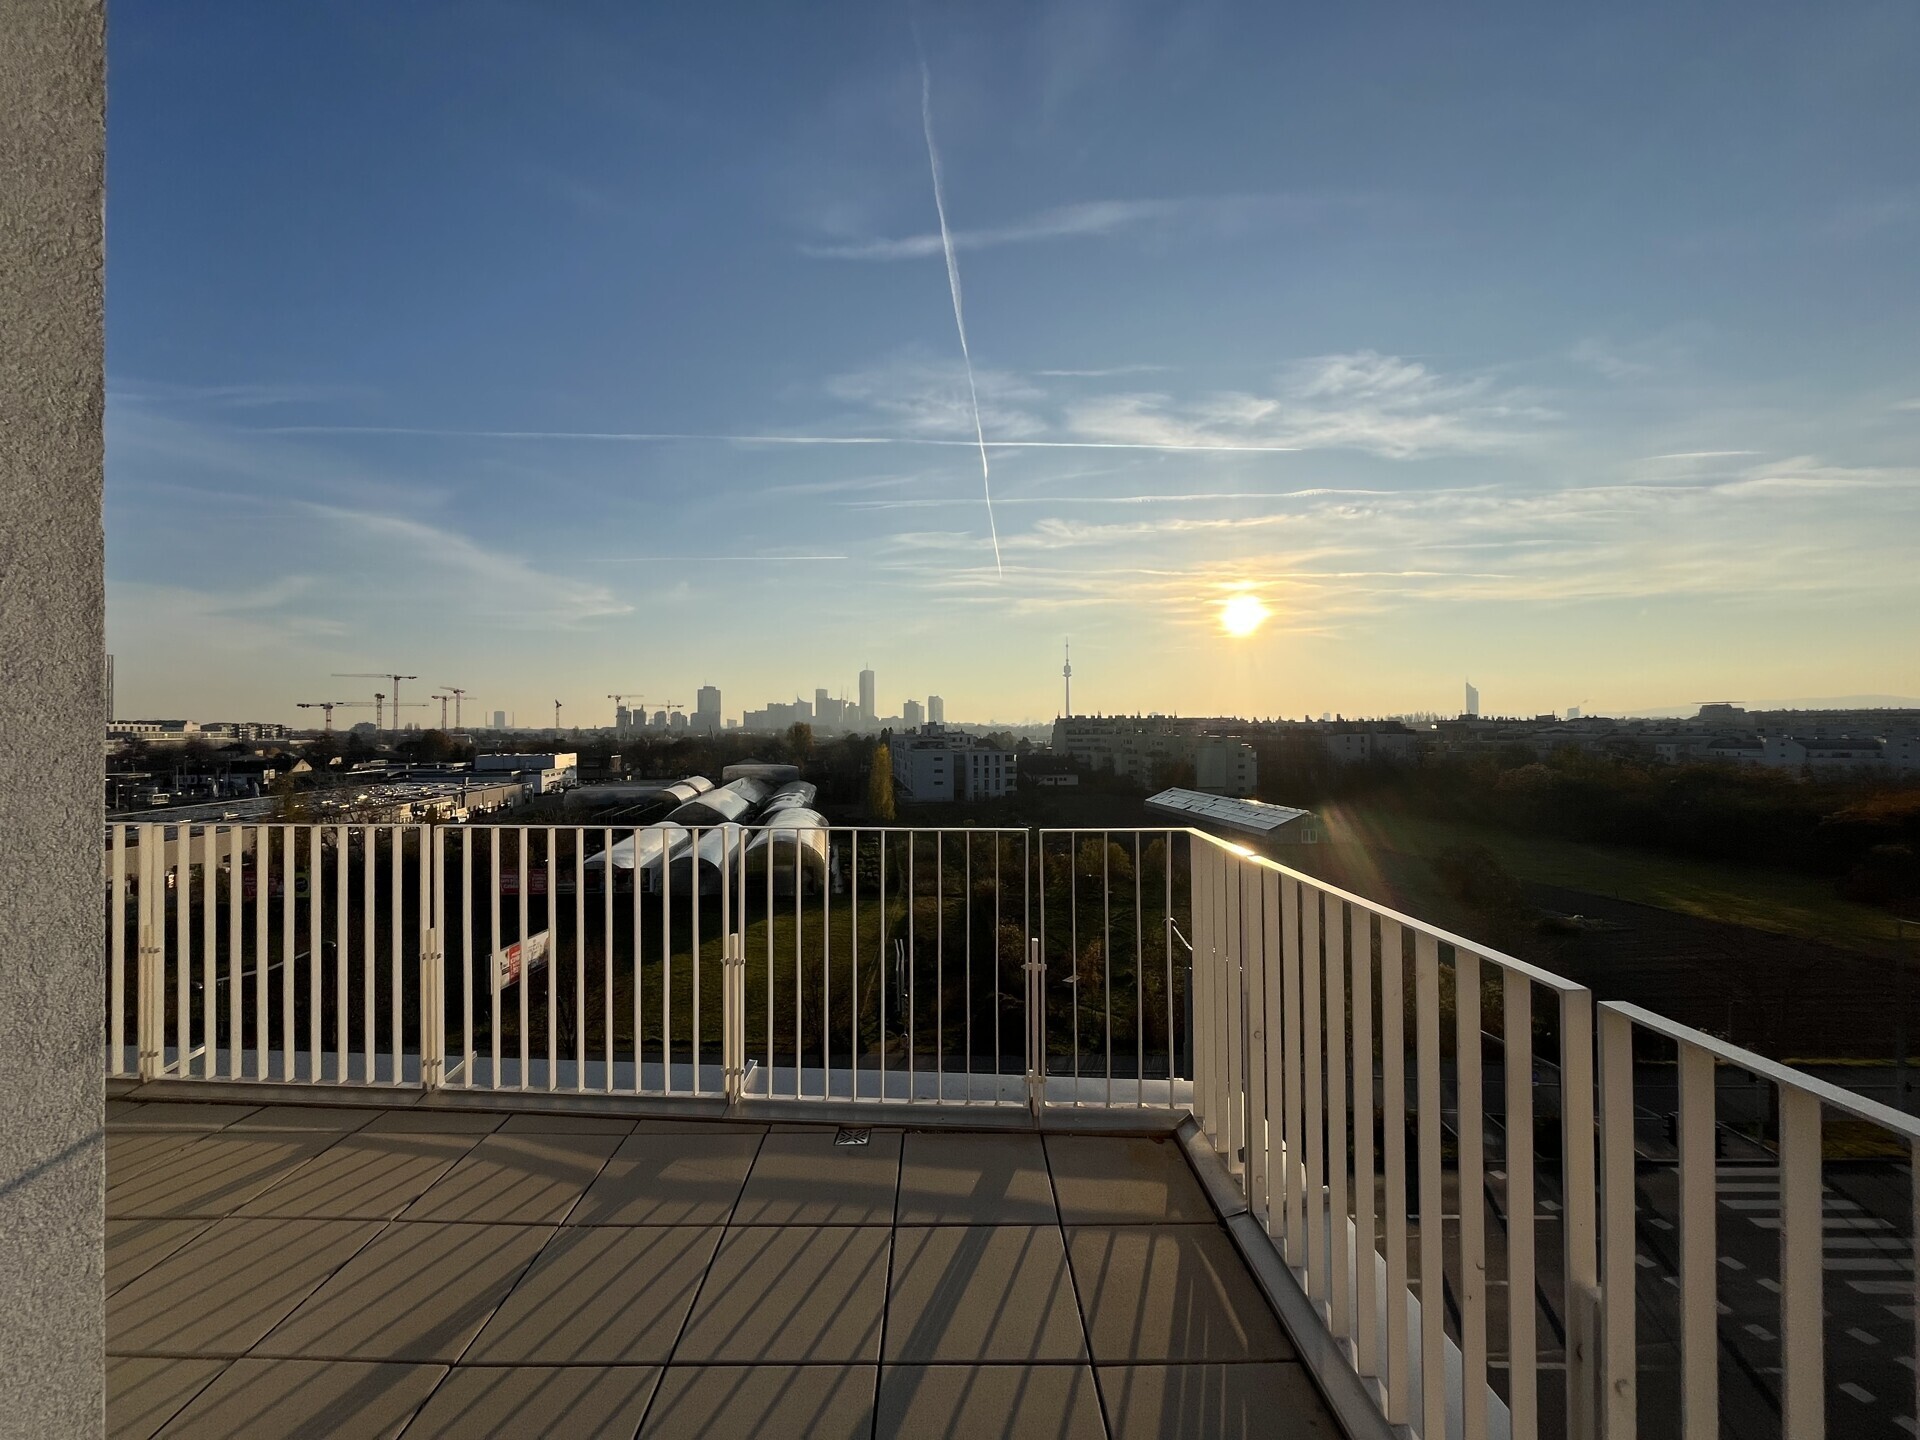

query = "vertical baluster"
[[1676, 1039, 1717, 1440], [1778, 1086, 1825, 1440], [631, 827, 643, 1094], [227, 823, 241, 1077], [1242, 864, 1270, 1224], [518, 826, 529, 1089], [545, 827, 557, 1091], [1504, 972, 1537, 1440], [575, 832, 586, 1092], [333, 824, 347, 1083], [1352, 908, 1379, 1385], [604, 827, 613, 1093], [1325, 898, 1351, 1343], [253, 827, 267, 1080], [281, 827, 295, 1080], [1457, 951, 1487, 1440], [1598, 1007, 1638, 1440], [1381, 919, 1410, 1425], [1415, 932, 1446, 1440], [1304, 885, 1325, 1301], [1282, 875, 1304, 1262], [109, 826, 125, 1073], [1560, 988, 1598, 1440], [202, 825, 217, 1076], [362, 827, 375, 1084], [307, 826, 322, 1080]]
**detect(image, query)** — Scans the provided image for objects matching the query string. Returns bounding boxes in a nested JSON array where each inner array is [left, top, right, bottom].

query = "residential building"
[[1049, 714, 1259, 795], [891, 724, 1017, 801], [1193, 738, 1258, 797], [902, 699, 925, 729], [695, 684, 722, 733], [475, 751, 578, 793], [928, 694, 945, 724], [491, 710, 507, 729], [1763, 735, 1886, 773]]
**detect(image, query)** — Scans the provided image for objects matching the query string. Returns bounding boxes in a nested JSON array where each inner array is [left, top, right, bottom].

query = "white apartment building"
[[1049, 716, 1258, 797], [891, 725, 1017, 802]]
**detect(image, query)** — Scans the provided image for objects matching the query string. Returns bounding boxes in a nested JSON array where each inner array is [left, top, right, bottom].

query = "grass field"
[[1313, 802, 1909, 956]]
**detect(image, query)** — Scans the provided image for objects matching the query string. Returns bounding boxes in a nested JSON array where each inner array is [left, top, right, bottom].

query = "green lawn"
[[1316, 803, 1908, 956]]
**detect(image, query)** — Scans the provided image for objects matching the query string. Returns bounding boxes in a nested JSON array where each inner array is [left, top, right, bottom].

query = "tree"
[[866, 743, 896, 822], [787, 722, 814, 760]]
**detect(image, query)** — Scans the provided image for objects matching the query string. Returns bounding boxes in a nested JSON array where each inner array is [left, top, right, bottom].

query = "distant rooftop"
[[1145, 787, 1311, 836]]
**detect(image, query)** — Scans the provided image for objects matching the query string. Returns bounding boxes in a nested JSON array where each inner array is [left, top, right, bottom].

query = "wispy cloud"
[[801, 193, 1372, 261], [1062, 350, 1545, 459]]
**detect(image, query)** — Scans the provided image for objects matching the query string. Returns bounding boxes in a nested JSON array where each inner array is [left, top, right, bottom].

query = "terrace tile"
[[1100, 1362, 1343, 1438], [256, 1222, 552, 1362], [110, 1102, 259, 1131], [225, 1105, 377, 1132], [151, 1358, 443, 1439], [885, 1226, 1087, 1363], [1046, 1134, 1215, 1224], [109, 1218, 382, 1356], [896, 1133, 1057, 1224], [463, 1225, 721, 1364], [1068, 1225, 1294, 1363], [637, 1365, 876, 1440], [875, 1364, 1104, 1440], [105, 1218, 212, 1295], [567, 1132, 762, 1226], [399, 1133, 618, 1223], [360, 1107, 504, 1134], [495, 1112, 636, 1135], [108, 1133, 342, 1217], [731, 1129, 901, 1225], [106, 1356, 227, 1440], [400, 1365, 662, 1439], [674, 1227, 890, 1364], [234, 1133, 481, 1219]]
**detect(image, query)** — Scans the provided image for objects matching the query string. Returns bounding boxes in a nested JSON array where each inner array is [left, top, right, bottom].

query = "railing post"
[[136, 835, 162, 1082], [1025, 937, 1046, 1118], [419, 925, 443, 1090], [723, 933, 746, 1105], [1560, 988, 1602, 1440]]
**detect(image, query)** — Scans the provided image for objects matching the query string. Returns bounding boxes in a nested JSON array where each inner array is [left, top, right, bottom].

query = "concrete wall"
[[0, 1, 106, 1434]]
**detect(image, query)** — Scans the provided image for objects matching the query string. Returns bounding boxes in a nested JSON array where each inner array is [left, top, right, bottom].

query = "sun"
[[1219, 592, 1270, 637]]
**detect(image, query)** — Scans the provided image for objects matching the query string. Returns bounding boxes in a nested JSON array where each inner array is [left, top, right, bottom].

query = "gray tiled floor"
[[106, 1097, 1343, 1438]]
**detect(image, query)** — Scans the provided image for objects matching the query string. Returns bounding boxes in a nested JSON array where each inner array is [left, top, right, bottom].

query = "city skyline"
[[106, 6, 1920, 724]]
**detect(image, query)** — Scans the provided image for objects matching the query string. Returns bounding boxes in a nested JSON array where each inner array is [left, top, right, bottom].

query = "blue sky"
[[108, 3, 1920, 726]]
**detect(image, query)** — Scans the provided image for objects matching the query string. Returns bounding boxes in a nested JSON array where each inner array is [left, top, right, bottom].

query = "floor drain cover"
[[834, 1127, 871, 1147]]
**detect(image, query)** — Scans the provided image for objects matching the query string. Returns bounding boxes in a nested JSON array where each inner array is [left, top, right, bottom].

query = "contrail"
[[913, 18, 1002, 575], [247, 425, 1305, 454]]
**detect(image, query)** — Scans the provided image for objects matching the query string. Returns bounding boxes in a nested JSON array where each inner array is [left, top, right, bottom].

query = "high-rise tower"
[[1464, 679, 1480, 718], [1062, 639, 1072, 718], [859, 668, 876, 727], [695, 685, 721, 733]]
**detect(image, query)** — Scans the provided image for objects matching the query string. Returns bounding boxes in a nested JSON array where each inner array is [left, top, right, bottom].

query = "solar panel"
[[1145, 787, 1312, 835]]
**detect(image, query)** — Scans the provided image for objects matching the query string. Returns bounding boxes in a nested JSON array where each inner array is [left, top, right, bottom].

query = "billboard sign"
[[493, 930, 551, 988]]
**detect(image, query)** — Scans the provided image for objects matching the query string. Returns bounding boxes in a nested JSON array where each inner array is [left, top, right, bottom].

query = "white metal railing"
[[1184, 830, 1920, 1440], [103, 819, 1919, 1438], [105, 821, 1192, 1109]]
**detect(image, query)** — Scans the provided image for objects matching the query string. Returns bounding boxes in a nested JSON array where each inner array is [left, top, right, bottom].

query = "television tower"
[[1062, 638, 1072, 718]]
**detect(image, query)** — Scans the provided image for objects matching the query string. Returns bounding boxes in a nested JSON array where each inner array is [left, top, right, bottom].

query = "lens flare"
[[1220, 593, 1270, 637]]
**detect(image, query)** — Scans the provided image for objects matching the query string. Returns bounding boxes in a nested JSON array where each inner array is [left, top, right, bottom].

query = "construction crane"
[[366, 693, 429, 731], [617, 697, 684, 730], [333, 672, 419, 730], [606, 692, 672, 729], [439, 686, 471, 728], [431, 692, 476, 730], [296, 701, 353, 735]]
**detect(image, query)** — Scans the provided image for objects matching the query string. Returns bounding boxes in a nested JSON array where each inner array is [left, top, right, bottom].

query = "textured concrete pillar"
[[0, 0, 106, 1435]]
